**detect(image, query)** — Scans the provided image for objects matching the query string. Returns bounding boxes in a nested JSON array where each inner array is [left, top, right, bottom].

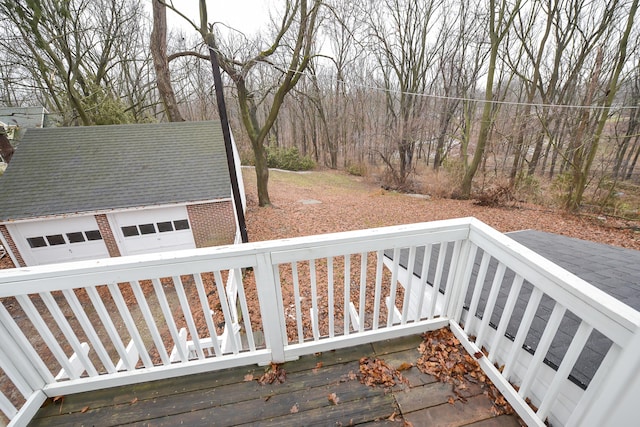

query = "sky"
[[165, 1, 272, 35]]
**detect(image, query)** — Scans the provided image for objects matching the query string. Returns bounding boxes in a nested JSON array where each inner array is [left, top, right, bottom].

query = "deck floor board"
[[30, 335, 522, 426]]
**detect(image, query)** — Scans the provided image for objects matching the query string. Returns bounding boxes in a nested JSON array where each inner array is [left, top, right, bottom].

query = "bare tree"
[[163, 0, 322, 206], [459, 0, 521, 198], [565, 0, 639, 210], [368, 0, 442, 188], [614, 54, 640, 179], [432, 0, 485, 169], [0, 0, 151, 125], [151, 0, 184, 122]]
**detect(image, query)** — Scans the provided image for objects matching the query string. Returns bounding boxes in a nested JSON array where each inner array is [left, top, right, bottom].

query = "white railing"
[[0, 218, 638, 427]]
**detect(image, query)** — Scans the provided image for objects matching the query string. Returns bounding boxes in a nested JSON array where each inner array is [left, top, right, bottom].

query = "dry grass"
[[244, 167, 640, 250]]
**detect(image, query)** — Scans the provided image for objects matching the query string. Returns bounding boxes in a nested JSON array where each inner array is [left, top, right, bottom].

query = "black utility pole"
[[208, 46, 249, 243]]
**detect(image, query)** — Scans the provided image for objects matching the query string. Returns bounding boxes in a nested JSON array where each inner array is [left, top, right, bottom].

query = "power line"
[[237, 56, 640, 112]]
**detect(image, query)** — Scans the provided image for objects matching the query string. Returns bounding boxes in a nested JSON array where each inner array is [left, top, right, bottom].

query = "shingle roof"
[[0, 121, 232, 221], [389, 231, 640, 388]]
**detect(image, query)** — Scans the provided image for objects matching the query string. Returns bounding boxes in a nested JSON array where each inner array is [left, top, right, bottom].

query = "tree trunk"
[[252, 138, 271, 206], [459, 0, 519, 197], [613, 95, 639, 179], [151, 0, 184, 122], [567, 0, 637, 210], [0, 130, 14, 163], [625, 138, 640, 180]]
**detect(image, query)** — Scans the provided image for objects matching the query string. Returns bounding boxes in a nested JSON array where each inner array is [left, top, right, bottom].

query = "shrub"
[[514, 172, 542, 203], [266, 145, 315, 171], [239, 149, 255, 166], [474, 182, 515, 207], [346, 162, 367, 177], [550, 172, 573, 207]]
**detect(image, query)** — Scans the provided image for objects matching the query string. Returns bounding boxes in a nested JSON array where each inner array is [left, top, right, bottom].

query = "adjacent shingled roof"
[[0, 121, 232, 221], [389, 231, 640, 388]]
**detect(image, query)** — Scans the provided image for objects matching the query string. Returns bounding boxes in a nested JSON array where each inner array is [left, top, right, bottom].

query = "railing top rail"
[[468, 218, 640, 339]]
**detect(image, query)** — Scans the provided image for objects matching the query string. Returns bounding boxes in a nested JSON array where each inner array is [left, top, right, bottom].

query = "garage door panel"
[[110, 206, 195, 256], [9, 216, 110, 266]]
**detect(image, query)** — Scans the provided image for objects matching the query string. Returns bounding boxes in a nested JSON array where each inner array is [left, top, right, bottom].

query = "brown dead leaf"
[[81, 406, 89, 413], [397, 362, 413, 371], [328, 392, 340, 405], [258, 363, 286, 385], [447, 396, 456, 405], [358, 357, 409, 388], [131, 397, 138, 404], [417, 328, 516, 417], [404, 420, 414, 427], [53, 396, 64, 414], [316, 362, 323, 369], [244, 374, 254, 382], [290, 404, 299, 413], [387, 411, 397, 421]]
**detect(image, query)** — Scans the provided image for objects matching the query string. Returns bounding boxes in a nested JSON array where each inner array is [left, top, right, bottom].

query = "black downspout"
[[208, 46, 249, 243]]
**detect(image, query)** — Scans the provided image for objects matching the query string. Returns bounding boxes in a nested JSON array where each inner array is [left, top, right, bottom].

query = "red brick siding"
[[94, 214, 121, 257], [187, 201, 236, 247], [0, 224, 26, 267]]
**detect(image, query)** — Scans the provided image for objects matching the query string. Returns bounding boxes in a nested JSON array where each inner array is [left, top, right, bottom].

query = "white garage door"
[[9, 216, 110, 266], [109, 206, 195, 256]]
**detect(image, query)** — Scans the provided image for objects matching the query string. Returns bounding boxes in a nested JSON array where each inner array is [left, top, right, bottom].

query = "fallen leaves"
[[396, 362, 414, 371], [290, 403, 299, 413], [245, 169, 640, 253], [257, 363, 287, 385], [358, 357, 409, 388], [243, 373, 254, 382], [417, 328, 515, 416], [53, 395, 65, 414], [328, 392, 340, 405]]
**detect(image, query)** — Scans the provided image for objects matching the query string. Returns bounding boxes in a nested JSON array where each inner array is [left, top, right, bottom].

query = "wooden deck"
[[30, 335, 522, 427]]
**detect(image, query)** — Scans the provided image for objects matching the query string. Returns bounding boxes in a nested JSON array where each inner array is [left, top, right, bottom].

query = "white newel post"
[[254, 252, 288, 363], [574, 325, 640, 427], [445, 239, 473, 320]]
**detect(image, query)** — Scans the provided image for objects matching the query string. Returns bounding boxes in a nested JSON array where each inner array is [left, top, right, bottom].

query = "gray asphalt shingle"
[[389, 230, 640, 388], [0, 121, 231, 221]]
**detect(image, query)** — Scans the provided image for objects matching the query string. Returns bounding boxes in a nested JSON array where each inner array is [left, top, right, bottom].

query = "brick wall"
[[0, 224, 26, 267], [94, 214, 121, 257], [187, 201, 236, 247]]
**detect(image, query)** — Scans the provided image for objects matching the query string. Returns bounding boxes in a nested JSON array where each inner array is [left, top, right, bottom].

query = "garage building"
[[0, 121, 244, 267]]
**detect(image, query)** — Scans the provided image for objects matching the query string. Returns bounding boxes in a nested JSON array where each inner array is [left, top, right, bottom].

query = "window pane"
[[173, 219, 190, 230], [157, 221, 173, 232], [46, 234, 66, 246], [139, 223, 156, 235], [122, 226, 139, 237], [27, 237, 47, 248], [85, 230, 103, 241], [67, 232, 85, 243]]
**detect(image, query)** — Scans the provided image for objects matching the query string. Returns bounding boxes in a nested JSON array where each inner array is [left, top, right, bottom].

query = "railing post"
[[254, 252, 288, 363], [444, 238, 474, 321], [572, 325, 640, 427]]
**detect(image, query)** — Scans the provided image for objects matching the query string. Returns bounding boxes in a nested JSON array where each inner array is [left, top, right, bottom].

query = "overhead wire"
[[226, 52, 640, 112]]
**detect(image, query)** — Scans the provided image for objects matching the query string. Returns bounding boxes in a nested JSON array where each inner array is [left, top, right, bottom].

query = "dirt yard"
[[243, 168, 640, 250]]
